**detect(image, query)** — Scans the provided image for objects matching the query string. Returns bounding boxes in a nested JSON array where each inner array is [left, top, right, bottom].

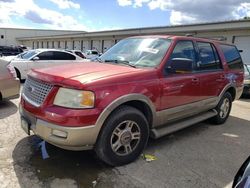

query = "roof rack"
[[198, 36, 227, 41], [185, 34, 194, 37]]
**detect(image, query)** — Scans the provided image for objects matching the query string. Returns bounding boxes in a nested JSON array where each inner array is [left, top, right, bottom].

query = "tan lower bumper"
[[33, 119, 97, 150], [20, 107, 99, 151]]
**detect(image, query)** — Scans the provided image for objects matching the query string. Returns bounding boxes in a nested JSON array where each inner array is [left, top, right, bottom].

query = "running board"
[[150, 110, 218, 139]]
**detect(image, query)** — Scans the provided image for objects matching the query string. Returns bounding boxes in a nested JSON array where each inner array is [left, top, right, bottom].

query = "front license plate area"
[[21, 117, 31, 135]]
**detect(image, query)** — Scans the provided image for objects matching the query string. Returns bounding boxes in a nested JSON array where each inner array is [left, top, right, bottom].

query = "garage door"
[[66, 41, 73, 50], [73, 40, 81, 50], [103, 40, 113, 53], [92, 40, 101, 52], [82, 41, 88, 51], [234, 36, 250, 64]]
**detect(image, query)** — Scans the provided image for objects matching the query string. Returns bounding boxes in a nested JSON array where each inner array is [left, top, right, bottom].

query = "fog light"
[[52, 129, 68, 138]]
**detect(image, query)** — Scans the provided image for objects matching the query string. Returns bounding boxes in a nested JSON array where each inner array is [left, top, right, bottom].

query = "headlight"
[[53, 88, 95, 108]]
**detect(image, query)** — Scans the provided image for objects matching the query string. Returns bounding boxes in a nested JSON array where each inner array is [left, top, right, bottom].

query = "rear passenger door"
[[194, 41, 226, 101]]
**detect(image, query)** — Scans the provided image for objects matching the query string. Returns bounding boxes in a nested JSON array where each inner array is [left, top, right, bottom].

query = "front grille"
[[22, 76, 53, 107]]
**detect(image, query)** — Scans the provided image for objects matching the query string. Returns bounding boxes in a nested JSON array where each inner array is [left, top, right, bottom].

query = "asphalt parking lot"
[[0, 95, 250, 188]]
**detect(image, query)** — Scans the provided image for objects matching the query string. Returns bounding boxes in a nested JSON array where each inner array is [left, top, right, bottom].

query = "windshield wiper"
[[104, 59, 136, 68]]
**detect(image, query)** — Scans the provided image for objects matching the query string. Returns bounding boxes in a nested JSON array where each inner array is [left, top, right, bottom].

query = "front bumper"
[[19, 105, 99, 150]]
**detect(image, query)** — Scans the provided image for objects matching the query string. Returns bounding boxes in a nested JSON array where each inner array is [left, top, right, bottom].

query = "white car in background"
[[9, 49, 85, 80], [83, 50, 101, 59]]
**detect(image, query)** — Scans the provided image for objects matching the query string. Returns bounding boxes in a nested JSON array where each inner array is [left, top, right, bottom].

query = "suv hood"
[[29, 62, 144, 87]]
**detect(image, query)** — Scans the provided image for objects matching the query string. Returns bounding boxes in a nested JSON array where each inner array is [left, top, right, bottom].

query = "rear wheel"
[[210, 92, 232, 125], [95, 106, 149, 166]]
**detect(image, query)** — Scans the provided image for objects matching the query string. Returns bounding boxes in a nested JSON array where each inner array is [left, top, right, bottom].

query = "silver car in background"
[[0, 59, 20, 100]]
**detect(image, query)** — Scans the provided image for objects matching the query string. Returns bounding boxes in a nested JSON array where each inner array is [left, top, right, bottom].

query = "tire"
[[95, 105, 149, 166], [15, 68, 21, 80], [210, 92, 232, 125]]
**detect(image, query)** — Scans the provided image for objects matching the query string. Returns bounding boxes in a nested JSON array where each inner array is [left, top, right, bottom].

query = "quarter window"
[[197, 42, 222, 70], [220, 44, 243, 70]]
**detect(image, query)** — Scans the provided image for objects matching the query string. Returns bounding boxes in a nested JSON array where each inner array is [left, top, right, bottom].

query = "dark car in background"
[[242, 64, 250, 96], [0, 46, 23, 57]]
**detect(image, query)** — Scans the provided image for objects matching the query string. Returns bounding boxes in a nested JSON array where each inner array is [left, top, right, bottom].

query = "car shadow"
[[0, 100, 18, 119], [12, 116, 250, 188], [12, 135, 116, 188], [239, 96, 250, 102]]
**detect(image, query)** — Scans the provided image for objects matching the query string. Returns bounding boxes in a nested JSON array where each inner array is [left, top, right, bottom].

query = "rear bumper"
[[0, 78, 20, 100], [19, 105, 99, 150]]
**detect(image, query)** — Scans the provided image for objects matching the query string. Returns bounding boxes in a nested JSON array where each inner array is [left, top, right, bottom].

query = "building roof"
[[17, 19, 250, 41]]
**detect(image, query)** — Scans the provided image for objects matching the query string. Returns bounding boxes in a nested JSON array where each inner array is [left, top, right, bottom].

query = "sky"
[[0, 0, 250, 31]]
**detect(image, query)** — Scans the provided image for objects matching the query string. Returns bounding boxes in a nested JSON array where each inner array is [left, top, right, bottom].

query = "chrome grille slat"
[[22, 76, 53, 107]]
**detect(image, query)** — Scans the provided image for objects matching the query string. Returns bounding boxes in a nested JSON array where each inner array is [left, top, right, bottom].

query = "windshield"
[[21, 50, 39, 59], [17, 51, 28, 58], [99, 38, 172, 68]]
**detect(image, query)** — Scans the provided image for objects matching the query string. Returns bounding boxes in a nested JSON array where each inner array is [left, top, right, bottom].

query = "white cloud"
[[170, 10, 196, 25], [0, 0, 86, 30], [148, 0, 171, 10], [117, 0, 250, 25], [133, 0, 150, 8], [235, 3, 250, 18], [49, 0, 80, 9], [117, 0, 132, 6]]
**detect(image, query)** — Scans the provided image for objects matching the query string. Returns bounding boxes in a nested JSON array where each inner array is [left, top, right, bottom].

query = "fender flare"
[[93, 93, 156, 140]]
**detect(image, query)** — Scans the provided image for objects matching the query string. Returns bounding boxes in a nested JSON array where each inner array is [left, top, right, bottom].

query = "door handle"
[[192, 78, 199, 82], [216, 75, 226, 82]]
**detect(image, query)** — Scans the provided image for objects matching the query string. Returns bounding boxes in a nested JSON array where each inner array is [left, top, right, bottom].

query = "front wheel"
[[210, 92, 232, 125], [95, 106, 149, 166]]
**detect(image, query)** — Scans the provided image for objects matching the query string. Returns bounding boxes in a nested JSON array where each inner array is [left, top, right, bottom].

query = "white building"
[[0, 28, 83, 47], [12, 19, 250, 64]]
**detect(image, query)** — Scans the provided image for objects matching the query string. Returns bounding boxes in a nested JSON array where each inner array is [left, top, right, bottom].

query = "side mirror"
[[32, 56, 39, 61], [166, 58, 193, 74], [238, 50, 243, 53]]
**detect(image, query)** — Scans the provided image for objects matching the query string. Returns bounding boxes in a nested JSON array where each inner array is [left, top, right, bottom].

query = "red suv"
[[20, 36, 244, 166]]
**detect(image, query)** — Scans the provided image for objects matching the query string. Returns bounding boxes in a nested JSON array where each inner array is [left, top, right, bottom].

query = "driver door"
[[28, 51, 54, 71], [159, 40, 201, 123]]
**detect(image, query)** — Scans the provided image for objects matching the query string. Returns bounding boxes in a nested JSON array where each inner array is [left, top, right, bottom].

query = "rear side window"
[[220, 44, 243, 70], [197, 42, 222, 70], [53, 51, 76, 60]]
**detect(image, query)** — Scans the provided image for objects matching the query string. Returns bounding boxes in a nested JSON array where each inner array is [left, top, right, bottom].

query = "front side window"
[[100, 37, 172, 68], [220, 44, 243, 70], [165, 41, 196, 74], [196, 42, 222, 71]]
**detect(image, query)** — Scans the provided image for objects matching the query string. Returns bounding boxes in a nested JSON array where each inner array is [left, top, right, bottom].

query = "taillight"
[[7, 65, 17, 78]]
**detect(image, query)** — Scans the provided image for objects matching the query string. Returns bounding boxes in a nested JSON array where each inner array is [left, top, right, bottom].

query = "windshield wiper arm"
[[104, 59, 136, 68], [94, 57, 103, 63]]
